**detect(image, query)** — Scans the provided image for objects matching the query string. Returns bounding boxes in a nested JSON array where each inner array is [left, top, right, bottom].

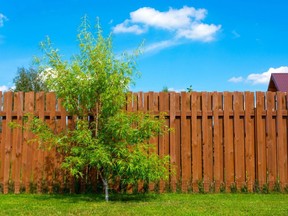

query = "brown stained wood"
[[191, 92, 200, 192], [3, 92, 12, 194], [169, 92, 177, 192], [277, 92, 288, 187], [202, 92, 208, 192], [175, 94, 181, 189], [256, 92, 266, 187], [224, 92, 234, 191], [10, 93, 18, 189], [56, 97, 67, 192], [2, 91, 288, 194], [136, 92, 144, 192], [67, 112, 76, 193], [35, 92, 45, 193], [28, 93, 38, 191], [282, 94, 288, 186], [54, 94, 66, 193], [159, 92, 168, 192], [137, 92, 144, 112], [0, 91, 2, 186], [233, 92, 245, 189], [202, 92, 212, 192], [207, 93, 213, 192], [14, 92, 24, 193], [180, 92, 190, 192], [22, 92, 34, 193], [266, 92, 277, 190], [148, 92, 158, 191], [45, 92, 57, 193], [244, 92, 255, 192], [213, 92, 221, 192], [218, 93, 224, 188], [132, 93, 138, 112], [126, 92, 132, 112]]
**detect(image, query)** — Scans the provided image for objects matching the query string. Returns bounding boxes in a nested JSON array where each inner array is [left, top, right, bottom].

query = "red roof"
[[268, 73, 288, 92]]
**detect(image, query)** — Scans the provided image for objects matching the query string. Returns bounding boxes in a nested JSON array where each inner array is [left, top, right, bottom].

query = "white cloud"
[[176, 23, 221, 42], [232, 30, 240, 38], [228, 76, 244, 83], [129, 6, 206, 30], [247, 66, 288, 85], [228, 66, 288, 85], [168, 87, 186, 92], [0, 13, 7, 27], [113, 20, 147, 35], [0, 85, 9, 92], [113, 6, 221, 42], [145, 39, 179, 53]]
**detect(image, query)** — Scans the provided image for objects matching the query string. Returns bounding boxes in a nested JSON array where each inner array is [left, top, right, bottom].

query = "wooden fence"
[[0, 91, 288, 194]]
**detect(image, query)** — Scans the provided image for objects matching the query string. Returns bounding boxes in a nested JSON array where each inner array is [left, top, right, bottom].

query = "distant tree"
[[13, 67, 47, 92], [186, 85, 193, 92], [29, 17, 170, 201], [162, 86, 169, 92]]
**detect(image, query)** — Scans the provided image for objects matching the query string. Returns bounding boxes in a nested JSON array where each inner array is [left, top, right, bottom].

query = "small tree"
[[186, 85, 193, 92], [13, 67, 47, 92], [31, 17, 170, 201], [162, 86, 169, 92]]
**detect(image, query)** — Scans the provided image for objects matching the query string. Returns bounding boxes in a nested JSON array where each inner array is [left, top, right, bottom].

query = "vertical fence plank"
[[136, 92, 144, 192], [202, 92, 208, 192], [256, 92, 266, 187], [14, 92, 24, 193], [46, 92, 57, 193], [0, 91, 2, 187], [266, 92, 277, 190], [234, 92, 245, 190], [213, 92, 222, 192], [180, 92, 190, 192], [207, 93, 213, 192], [175, 93, 181, 190], [3, 92, 12, 194], [23, 92, 35, 193], [277, 92, 288, 188], [1, 92, 5, 192], [148, 92, 158, 191], [191, 92, 200, 192], [244, 92, 255, 192], [224, 92, 234, 191], [36, 92, 45, 193], [218, 93, 224, 190], [202, 92, 213, 192], [159, 92, 169, 192], [57, 97, 67, 192], [11, 94, 16, 191], [169, 92, 177, 192]]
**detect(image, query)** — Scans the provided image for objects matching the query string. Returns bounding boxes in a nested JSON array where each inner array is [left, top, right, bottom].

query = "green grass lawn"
[[0, 193, 287, 216]]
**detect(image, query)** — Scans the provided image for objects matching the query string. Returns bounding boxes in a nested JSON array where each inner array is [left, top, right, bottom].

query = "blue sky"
[[1, 0, 288, 92]]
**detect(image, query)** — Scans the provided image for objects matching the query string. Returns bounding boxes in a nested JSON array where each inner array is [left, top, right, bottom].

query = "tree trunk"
[[102, 178, 109, 202]]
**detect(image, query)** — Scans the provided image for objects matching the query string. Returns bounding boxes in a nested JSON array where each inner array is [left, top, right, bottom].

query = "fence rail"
[[0, 91, 288, 194]]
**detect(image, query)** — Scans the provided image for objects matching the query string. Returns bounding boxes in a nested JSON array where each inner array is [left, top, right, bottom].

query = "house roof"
[[268, 73, 288, 92]]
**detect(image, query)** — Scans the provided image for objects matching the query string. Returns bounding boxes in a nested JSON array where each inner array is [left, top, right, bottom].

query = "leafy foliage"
[[12, 67, 47, 92], [31, 16, 170, 201]]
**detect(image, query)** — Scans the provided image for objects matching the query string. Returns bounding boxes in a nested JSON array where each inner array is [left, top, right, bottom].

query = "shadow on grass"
[[30, 193, 158, 203]]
